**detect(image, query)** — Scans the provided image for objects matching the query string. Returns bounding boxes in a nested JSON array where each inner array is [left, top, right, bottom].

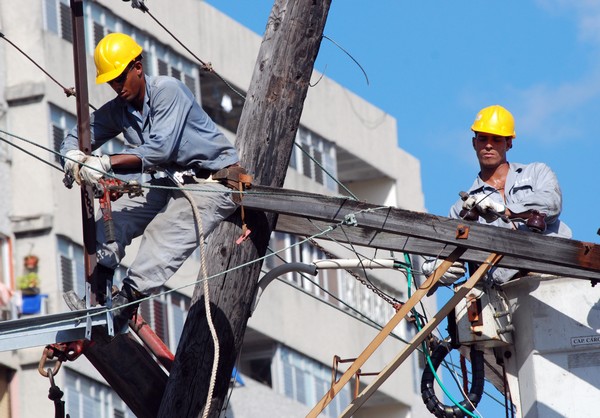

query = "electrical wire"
[[1, 7, 507, 416], [405, 254, 481, 418], [293, 142, 358, 200], [126, 0, 246, 101], [124, 0, 362, 198], [0, 32, 97, 111], [265, 246, 412, 345], [0, 128, 355, 207], [407, 253, 508, 415], [0, 132, 504, 413], [321, 35, 369, 86]]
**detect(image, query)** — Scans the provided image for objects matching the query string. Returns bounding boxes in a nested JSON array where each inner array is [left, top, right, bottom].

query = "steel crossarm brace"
[[339, 252, 504, 417], [0, 308, 107, 352], [305, 247, 466, 418]]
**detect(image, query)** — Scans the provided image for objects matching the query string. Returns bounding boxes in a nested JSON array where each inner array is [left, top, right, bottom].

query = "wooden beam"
[[242, 186, 600, 279], [274, 215, 600, 281]]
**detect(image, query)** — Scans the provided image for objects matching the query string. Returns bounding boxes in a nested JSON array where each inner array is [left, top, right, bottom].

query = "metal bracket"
[[343, 213, 358, 226], [456, 224, 470, 239], [0, 307, 108, 352]]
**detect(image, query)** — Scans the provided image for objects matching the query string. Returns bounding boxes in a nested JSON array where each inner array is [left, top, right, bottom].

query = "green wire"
[[404, 253, 480, 418]]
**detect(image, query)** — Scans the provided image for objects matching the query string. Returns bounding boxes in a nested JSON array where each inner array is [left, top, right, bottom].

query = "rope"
[[174, 181, 220, 418]]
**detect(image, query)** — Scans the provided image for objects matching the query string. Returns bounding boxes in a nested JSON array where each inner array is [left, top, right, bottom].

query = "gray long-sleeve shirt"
[[61, 74, 239, 173], [449, 162, 572, 283]]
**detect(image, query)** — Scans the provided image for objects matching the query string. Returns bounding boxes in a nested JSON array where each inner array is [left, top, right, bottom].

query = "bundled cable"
[[421, 341, 485, 418]]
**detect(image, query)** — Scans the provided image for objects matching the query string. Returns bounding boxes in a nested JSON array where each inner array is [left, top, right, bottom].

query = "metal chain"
[[308, 238, 401, 308]]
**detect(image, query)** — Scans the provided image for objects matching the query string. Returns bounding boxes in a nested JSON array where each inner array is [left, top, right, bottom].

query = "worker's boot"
[[62, 265, 115, 311], [111, 284, 146, 333], [95, 265, 115, 305]]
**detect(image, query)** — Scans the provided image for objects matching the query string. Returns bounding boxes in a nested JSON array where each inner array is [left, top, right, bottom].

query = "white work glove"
[[79, 155, 112, 186], [462, 193, 506, 222], [422, 259, 467, 284], [63, 149, 86, 184]]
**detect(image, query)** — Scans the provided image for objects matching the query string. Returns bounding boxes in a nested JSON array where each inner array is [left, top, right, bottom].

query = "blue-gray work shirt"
[[449, 162, 572, 284], [61, 74, 239, 173], [449, 162, 571, 238]]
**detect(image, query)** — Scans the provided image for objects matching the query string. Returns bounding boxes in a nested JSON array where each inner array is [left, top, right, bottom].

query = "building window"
[[49, 104, 77, 163], [56, 235, 130, 299], [65, 369, 134, 418], [139, 289, 190, 352], [50, 103, 127, 160], [44, 0, 200, 98], [57, 236, 85, 297], [291, 128, 338, 192], [45, 0, 73, 42], [273, 345, 351, 417], [199, 71, 245, 134], [267, 232, 401, 329]]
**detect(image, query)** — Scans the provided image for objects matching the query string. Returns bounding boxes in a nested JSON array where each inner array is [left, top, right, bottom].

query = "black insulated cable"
[[421, 342, 485, 418]]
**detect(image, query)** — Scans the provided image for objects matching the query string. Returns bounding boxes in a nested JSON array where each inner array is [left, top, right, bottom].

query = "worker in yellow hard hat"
[[422, 104, 571, 286], [60, 33, 243, 330]]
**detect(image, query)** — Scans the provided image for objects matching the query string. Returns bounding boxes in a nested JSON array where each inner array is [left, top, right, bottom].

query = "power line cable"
[[124, 0, 359, 200], [125, 0, 246, 101], [0, 133, 501, 410], [0, 32, 97, 111]]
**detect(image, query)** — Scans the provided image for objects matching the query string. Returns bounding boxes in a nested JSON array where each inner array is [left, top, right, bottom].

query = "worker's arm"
[[109, 154, 142, 174], [504, 163, 563, 223], [60, 100, 124, 159]]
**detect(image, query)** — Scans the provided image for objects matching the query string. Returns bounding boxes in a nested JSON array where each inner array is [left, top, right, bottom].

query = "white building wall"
[[0, 0, 430, 417]]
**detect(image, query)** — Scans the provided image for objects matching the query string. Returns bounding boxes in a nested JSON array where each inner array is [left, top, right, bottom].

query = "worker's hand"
[[63, 149, 86, 184], [421, 259, 466, 284], [462, 193, 505, 222], [79, 155, 112, 186]]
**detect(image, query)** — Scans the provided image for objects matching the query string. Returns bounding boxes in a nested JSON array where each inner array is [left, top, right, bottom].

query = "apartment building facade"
[[0, 0, 429, 416]]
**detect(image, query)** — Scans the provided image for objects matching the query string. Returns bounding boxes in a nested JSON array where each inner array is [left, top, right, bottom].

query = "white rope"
[[177, 183, 220, 418]]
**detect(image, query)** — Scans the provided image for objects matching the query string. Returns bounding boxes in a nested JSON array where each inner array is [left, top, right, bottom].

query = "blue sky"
[[204, 1, 598, 416], [206, 0, 600, 245]]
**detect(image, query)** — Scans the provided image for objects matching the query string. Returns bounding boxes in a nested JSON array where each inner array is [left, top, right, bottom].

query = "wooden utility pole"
[[158, 0, 332, 416]]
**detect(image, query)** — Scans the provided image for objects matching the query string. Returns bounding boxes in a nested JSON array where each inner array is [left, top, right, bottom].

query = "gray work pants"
[[95, 177, 238, 295]]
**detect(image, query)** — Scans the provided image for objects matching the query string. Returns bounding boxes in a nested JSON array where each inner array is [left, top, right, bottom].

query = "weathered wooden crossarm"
[[274, 215, 600, 281], [243, 186, 600, 281]]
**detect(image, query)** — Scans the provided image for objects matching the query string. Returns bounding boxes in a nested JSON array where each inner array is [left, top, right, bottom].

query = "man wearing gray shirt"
[[61, 33, 241, 329], [422, 105, 571, 286]]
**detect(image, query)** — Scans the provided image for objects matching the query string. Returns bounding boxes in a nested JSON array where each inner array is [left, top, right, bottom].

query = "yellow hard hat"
[[470, 105, 516, 138], [94, 33, 143, 84]]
